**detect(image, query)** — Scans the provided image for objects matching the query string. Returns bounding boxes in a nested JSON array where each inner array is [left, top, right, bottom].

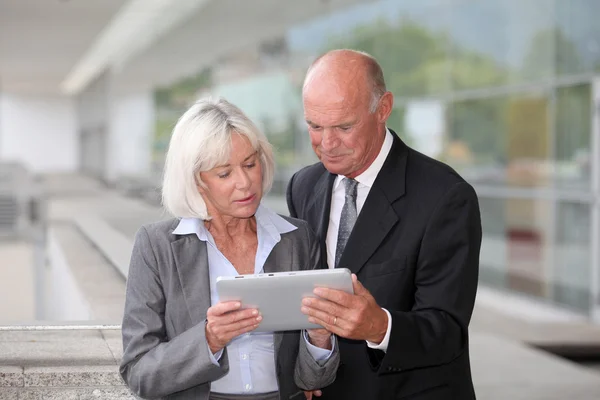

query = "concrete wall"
[[43, 228, 92, 321], [0, 93, 78, 172]]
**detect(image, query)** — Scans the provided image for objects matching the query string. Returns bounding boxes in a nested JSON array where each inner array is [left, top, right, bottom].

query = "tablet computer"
[[216, 268, 353, 332]]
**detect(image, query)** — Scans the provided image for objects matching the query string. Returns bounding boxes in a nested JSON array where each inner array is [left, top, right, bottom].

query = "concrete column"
[[76, 72, 110, 179], [0, 93, 77, 173], [105, 91, 155, 184], [592, 78, 600, 323]]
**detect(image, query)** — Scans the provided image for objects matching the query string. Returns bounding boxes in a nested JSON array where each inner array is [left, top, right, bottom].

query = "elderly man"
[[288, 49, 482, 399]]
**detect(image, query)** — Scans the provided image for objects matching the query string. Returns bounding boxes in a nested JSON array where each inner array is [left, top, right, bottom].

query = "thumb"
[[351, 274, 369, 296]]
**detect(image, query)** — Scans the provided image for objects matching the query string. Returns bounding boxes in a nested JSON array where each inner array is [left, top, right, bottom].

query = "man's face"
[[303, 75, 389, 178]]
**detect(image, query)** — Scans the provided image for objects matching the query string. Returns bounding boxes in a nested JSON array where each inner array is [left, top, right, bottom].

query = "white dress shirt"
[[326, 128, 394, 352], [173, 205, 333, 394]]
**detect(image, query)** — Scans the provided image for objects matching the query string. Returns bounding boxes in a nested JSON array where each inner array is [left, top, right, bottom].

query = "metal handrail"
[[0, 324, 120, 331]]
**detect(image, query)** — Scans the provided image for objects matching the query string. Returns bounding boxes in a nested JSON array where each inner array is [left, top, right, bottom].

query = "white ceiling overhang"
[[0, 0, 372, 96]]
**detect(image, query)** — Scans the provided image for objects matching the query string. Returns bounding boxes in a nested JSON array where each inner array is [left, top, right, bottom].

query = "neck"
[[205, 214, 257, 239]]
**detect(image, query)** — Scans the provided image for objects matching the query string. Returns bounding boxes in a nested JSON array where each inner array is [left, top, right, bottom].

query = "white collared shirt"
[[173, 205, 333, 394], [326, 128, 394, 352]]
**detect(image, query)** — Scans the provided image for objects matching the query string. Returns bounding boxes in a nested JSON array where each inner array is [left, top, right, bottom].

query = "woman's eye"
[[218, 172, 230, 179], [245, 162, 256, 169]]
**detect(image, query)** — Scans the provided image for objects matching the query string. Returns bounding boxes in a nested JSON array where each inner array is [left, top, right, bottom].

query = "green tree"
[[323, 16, 507, 162]]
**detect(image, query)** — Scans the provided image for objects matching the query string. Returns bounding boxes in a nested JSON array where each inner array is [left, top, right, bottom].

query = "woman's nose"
[[235, 170, 251, 189]]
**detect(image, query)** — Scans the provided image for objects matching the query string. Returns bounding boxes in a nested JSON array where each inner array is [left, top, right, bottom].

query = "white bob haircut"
[[162, 97, 275, 220]]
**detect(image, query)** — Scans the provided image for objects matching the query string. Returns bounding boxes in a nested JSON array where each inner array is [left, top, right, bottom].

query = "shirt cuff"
[[207, 342, 224, 366], [366, 308, 391, 352], [303, 330, 335, 361]]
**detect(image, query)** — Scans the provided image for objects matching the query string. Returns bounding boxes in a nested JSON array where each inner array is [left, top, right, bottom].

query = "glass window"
[[479, 196, 555, 300], [301, 0, 452, 98], [479, 197, 508, 288], [554, 84, 592, 190], [555, 0, 600, 76], [446, 91, 551, 188], [449, 0, 555, 89], [553, 202, 592, 311]]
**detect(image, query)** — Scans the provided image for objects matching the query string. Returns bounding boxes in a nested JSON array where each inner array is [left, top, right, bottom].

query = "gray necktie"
[[335, 178, 358, 267]]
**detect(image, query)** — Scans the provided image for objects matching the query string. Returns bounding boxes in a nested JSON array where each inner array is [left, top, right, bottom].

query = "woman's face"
[[198, 134, 263, 220]]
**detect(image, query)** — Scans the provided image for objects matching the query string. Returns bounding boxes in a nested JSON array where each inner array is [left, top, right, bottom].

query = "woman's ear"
[[195, 173, 206, 194]]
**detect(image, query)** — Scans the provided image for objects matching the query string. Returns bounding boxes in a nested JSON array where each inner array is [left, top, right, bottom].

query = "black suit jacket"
[[286, 131, 482, 400]]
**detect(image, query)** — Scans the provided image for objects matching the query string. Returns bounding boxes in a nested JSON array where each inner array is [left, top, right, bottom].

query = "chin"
[[234, 204, 260, 219], [322, 163, 349, 176]]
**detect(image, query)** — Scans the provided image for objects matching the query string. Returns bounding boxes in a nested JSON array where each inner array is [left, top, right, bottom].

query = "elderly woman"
[[120, 98, 338, 400]]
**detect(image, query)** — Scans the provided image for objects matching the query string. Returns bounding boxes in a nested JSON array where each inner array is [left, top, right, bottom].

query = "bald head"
[[301, 49, 393, 178], [303, 49, 386, 112]]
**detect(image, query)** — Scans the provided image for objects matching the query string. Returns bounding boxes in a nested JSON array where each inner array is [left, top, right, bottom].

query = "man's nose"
[[320, 129, 338, 151]]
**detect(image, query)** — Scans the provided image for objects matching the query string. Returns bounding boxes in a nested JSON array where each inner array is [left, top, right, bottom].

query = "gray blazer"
[[120, 215, 339, 400]]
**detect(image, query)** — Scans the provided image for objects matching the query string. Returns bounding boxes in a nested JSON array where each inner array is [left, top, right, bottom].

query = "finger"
[[207, 301, 242, 317], [219, 312, 262, 334], [314, 390, 323, 397], [304, 307, 347, 331], [302, 297, 343, 317], [351, 274, 370, 297], [312, 287, 354, 307], [224, 308, 259, 325], [304, 391, 312, 400], [209, 314, 261, 345], [227, 319, 261, 338]]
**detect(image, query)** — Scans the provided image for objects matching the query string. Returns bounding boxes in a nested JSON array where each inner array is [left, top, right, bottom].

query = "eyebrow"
[[216, 151, 258, 168], [306, 120, 355, 127]]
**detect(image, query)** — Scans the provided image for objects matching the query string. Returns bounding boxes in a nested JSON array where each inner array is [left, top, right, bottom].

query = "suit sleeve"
[[119, 227, 228, 399], [286, 172, 298, 218], [373, 182, 481, 374], [295, 222, 340, 389]]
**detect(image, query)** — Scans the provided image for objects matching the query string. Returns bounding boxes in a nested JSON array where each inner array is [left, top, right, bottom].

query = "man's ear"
[[377, 91, 394, 123]]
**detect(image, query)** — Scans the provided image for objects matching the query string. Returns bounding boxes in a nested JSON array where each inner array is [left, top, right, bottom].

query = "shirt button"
[[241, 354, 248, 360], [245, 384, 252, 391]]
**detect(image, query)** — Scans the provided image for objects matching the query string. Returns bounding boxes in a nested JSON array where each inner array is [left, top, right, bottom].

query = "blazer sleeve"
[[373, 181, 482, 374], [294, 222, 340, 389], [119, 226, 228, 399]]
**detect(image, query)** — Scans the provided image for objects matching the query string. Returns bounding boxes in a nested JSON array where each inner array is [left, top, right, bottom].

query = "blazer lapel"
[[262, 235, 295, 361], [262, 236, 294, 274], [171, 235, 212, 325], [338, 132, 408, 275]]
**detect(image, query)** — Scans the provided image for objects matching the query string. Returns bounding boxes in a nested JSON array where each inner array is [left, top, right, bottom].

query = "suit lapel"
[[171, 235, 211, 325], [338, 132, 408, 275], [338, 186, 399, 275], [306, 172, 336, 251]]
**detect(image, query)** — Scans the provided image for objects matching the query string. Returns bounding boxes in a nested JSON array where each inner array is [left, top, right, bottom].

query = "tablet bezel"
[[215, 268, 353, 332]]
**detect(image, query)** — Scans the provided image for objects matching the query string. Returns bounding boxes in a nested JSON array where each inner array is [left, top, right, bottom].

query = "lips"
[[235, 194, 256, 203], [321, 153, 344, 161]]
